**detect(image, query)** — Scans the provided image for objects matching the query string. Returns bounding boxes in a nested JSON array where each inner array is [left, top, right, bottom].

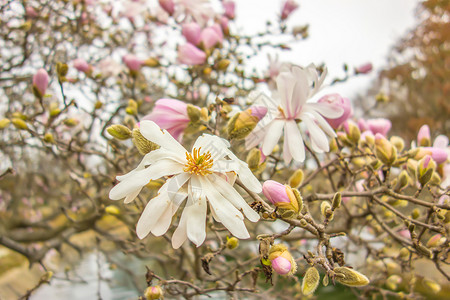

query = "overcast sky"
[[235, 0, 420, 98]]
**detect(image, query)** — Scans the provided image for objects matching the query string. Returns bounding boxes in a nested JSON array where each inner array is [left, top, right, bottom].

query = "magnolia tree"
[[0, 0, 449, 299]]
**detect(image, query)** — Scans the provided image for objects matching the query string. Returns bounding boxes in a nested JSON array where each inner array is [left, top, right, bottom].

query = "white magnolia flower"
[[245, 64, 343, 163], [174, 0, 214, 26], [109, 121, 261, 248]]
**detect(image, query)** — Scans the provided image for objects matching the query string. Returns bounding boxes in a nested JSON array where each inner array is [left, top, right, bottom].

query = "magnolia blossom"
[[178, 43, 206, 65], [175, 0, 214, 26], [182, 22, 202, 45], [73, 58, 92, 74], [223, 1, 235, 19], [159, 0, 175, 15], [143, 98, 191, 141], [355, 63, 373, 74], [109, 121, 261, 248], [123, 54, 143, 71], [358, 118, 391, 136], [200, 26, 223, 49], [281, 0, 298, 20], [245, 65, 344, 163], [318, 94, 352, 129]]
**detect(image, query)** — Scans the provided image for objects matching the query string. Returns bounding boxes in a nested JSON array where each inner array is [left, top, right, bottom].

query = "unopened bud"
[[302, 267, 320, 296], [226, 236, 239, 249], [0, 118, 11, 129], [332, 192, 342, 209], [422, 278, 441, 294], [386, 275, 402, 291], [107, 124, 132, 140], [375, 93, 389, 103], [132, 128, 160, 155], [407, 159, 418, 179], [44, 132, 55, 143], [334, 267, 370, 286], [105, 205, 121, 215], [375, 133, 397, 165], [345, 121, 361, 144], [320, 201, 332, 219], [426, 234, 445, 248], [262, 180, 300, 213], [268, 244, 297, 276], [11, 118, 28, 130], [417, 155, 436, 186], [187, 104, 201, 123], [143, 58, 160, 68], [288, 169, 304, 188], [56, 62, 69, 77], [144, 285, 163, 300], [217, 59, 231, 71], [227, 106, 267, 140], [390, 136, 404, 152], [94, 101, 103, 109], [411, 208, 420, 219], [417, 125, 431, 147], [246, 148, 262, 169], [63, 118, 79, 127], [395, 170, 410, 191]]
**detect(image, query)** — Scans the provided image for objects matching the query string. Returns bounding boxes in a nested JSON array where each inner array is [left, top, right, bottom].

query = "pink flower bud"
[[200, 27, 223, 49], [271, 256, 291, 275], [424, 147, 448, 164], [263, 180, 290, 205], [122, 54, 143, 71], [417, 124, 431, 146], [182, 22, 202, 45], [143, 98, 192, 141], [367, 118, 391, 136], [25, 6, 38, 18], [318, 94, 352, 129], [158, 0, 175, 15], [220, 16, 229, 34], [250, 106, 268, 120], [73, 58, 92, 74], [357, 118, 369, 132], [355, 63, 373, 74], [223, 1, 235, 19], [33, 68, 49, 97], [281, 0, 298, 20], [177, 43, 207, 65]]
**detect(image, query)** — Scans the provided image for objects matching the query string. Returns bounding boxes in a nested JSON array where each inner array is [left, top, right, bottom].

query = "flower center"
[[184, 147, 214, 176]]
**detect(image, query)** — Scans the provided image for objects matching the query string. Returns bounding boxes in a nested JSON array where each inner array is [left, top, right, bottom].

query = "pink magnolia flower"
[[175, 0, 214, 26], [362, 118, 391, 136], [159, 0, 175, 15], [281, 0, 298, 20], [73, 58, 92, 74], [355, 63, 373, 74], [200, 26, 223, 49], [223, 1, 235, 19], [318, 94, 352, 129], [143, 99, 191, 141], [246, 65, 343, 163], [220, 16, 229, 35], [122, 54, 143, 71], [33, 68, 49, 97], [182, 22, 202, 45], [177, 43, 207, 65]]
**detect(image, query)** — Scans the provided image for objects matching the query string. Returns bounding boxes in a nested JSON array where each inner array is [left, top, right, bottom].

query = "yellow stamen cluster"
[[184, 147, 214, 176]]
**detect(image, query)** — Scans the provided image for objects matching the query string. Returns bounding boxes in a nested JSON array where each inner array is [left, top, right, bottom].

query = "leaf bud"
[[144, 286, 163, 300], [11, 118, 28, 130], [107, 124, 132, 140], [390, 136, 404, 152], [63, 118, 79, 127], [332, 192, 342, 209], [0, 118, 11, 129], [375, 133, 397, 165], [334, 267, 370, 286], [132, 127, 160, 155], [288, 169, 304, 188], [187, 104, 201, 123], [302, 267, 320, 296], [226, 236, 239, 250], [44, 132, 55, 143], [246, 148, 262, 170]]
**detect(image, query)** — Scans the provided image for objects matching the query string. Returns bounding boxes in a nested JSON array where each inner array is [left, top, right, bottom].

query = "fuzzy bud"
[[44, 132, 55, 143], [107, 124, 132, 140], [417, 155, 436, 186], [426, 234, 445, 248], [56, 62, 69, 78], [334, 267, 370, 286], [263, 180, 300, 213], [422, 279, 441, 294], [390, 136, 405, 152], [375, 133, 397, 165], [344, 121, 361, 144], [63, 118, 79, 127], [332, 192, 342, 209], [302, 267, 320, 296], [132, 128, 160, 155], [144, 285, 164, 300], [246, 148, 262, 170], [105, 205, 121, 215], [320, 201, 333, 220], [268, 244, 297, 276], [226, 236, 239, 249], [0, 118, 11, 129], [11, 118, 28, 130], [417, 124, 431, 147], [186, 104, 201, 123], [227, 106, 267, 140], [288, 169, 304, 189]]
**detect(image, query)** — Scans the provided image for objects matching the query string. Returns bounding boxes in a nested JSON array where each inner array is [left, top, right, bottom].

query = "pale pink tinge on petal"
[[178, 43, 207, 65]]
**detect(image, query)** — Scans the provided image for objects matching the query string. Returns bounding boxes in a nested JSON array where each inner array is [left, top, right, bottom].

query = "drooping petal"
[[139, 120, 187, 158], [303, 114, 329, 152], [171, 205, 188, 249], [136, 190, 172, 239], [211, 174, 260, 222], [186, 177, 207, 246], [305, 102, 343, 119], [285, 120, 305, 162], [261, 119, 284, 156], [306, 109, 337, 137], [124, 187, 142, 204], [201, 177, 250, 239], [223, 152, 262, 193]]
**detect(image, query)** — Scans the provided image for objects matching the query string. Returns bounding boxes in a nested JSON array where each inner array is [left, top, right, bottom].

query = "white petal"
[[290, 72, 309, 116], [303, 114, 329, 152], [193, 134, 230, 162], [434, 135, 449, 149], [224, 152, 262, 193], [109, 159, 184, 201], [201, 177, 250, 239], [124, 187, 142, 204], [245, 126, 268, 150], [171, 208, 188, 249], [306, 109, 337, 137], [276, 72, 295, 116], [136, 192, 172, 239], [211, 174, 260, 222], [186, 177, 207, 246], [285, 120, 306, 162], [305, 102, 343, 119], [151, 203, 174, 236], [139, 121, 187, 158], [282, 130, 292, 164], [261, 119, 284, 156]]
